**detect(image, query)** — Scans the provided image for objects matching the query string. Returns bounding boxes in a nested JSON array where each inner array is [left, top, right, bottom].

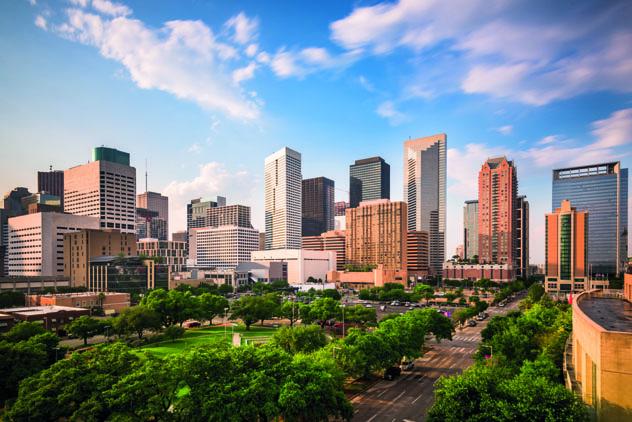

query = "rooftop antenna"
[[145, 158, 148, 193], [49, 165, 52, 171]]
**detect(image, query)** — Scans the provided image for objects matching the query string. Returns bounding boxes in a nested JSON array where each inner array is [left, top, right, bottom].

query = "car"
[[498, 302, 506, 307], [365, 304, 373, 308], [404, 302, 411, 307], [467, 319, 477, 327], [183, 321, 201, 328], [400, 361, 415, 371], [384, 366, 402, 380], [412, 303, 420, 308], [379, 305, 386, 311], [408, 306, 414, 311]]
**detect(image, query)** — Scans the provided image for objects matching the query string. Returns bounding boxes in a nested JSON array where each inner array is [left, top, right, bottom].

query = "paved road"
[[351, 298, 522, 422]]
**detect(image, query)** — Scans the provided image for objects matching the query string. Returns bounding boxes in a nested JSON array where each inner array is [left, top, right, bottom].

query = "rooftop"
[[0, 305, 86, 316], [578, 295, 632, 333]]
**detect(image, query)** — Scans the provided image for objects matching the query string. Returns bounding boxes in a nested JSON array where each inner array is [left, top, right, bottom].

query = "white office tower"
[[264, 147, 302, 250], [404, 134, 446, 275], [64, 147, 136, 234]]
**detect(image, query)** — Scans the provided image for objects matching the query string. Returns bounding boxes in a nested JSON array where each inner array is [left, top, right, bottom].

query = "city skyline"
[[1, 0, 632, 265]]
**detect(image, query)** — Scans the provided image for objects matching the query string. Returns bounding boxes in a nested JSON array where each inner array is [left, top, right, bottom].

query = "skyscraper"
[[137, 191, 168, 240], [545, 200, 588, 292], [478, 156, 517, 267], [463, 200, 478, 260], [302, 177, 334, 236], [206, 204, 252, 228], [346, 199, 407, 270], [349, 157, 390, 208], [404, 134, 446, 275], [265, 147, 302, 250], [38, 168, 64, 208], [515, 195, 529, 278], [552, 162, 628, 275], [187, 196, 226, 232], [64, 147, 136, 234]]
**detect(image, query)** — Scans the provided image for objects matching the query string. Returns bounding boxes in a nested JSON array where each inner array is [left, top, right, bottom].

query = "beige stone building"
[[345, 199, 407, 271], [64, 229, 137, 287], [567, 287, 632, 420], [302, 229, 346, 270]]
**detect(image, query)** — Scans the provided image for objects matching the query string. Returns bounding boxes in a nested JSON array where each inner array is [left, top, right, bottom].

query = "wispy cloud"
[[44, 5, 260, 120], [495, 125, 513, 135], [34, 15, 47, 30], [376, 100, 408, 126], [224, 12, 258, 45]]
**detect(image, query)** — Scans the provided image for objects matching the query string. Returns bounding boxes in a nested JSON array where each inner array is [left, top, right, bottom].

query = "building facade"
[[302, 229, 346, 270], [568, 289, 632, 421], [442, 262, 515, 282], [335, 201, 349, 216], [189, 226, 259, 269], [187, 196, 226, 240], [404, 134, 446, 275], [349, 157, 390, 208], [37, 169, 64, 208], [1, 188, 32, 275], [552, 162, 628, 275], [478, 156, 517, 267], [8, 212, 99, 277], [27, 292, 130, 314], [206, 204, 252, 228], [135, 207, 168, 241], [264, 147, 302, 250], [302, 177, 335, 236], [137, 238, 186, 272], [515, 195, 529, 278], [407, 231, 429, 277], [463, 200, 479, 260], [346, 199, 407, 271], [64, 229, 136, 287], [64, 147, 136, 234], [88, 256, 168, 293], [21, 193, 62, 214], [136, 191, 168, 240], [251, 249, 336, 285], [545, 200, 589, 293]]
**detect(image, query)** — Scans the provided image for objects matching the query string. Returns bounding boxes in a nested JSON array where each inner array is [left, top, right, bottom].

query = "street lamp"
[[54, 347, 61, 362], [224, 307, 229, 339], [481, 344, 493, 363], [341, 304, 346, 338], [103, 325, 110, 342]]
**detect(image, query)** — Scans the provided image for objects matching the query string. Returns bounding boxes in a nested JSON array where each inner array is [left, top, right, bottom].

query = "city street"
[[351, 299, 521, 422]]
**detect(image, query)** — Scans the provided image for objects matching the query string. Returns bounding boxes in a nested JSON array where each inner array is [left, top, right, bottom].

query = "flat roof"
[[579, 296, 632, 333], [0, 305, 86, 316]]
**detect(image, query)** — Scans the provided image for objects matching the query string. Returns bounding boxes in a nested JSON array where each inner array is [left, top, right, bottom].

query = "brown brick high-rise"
[[345, 199, 407, 271]]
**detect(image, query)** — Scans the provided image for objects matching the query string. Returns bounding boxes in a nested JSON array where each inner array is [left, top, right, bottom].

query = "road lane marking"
[[412, 392, 424, 404]]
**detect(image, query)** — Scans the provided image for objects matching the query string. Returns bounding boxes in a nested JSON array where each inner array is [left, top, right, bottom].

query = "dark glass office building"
[[552, 162, 628, 275], [349, 157, 390, 208], [37, 169, 64, 208], [302, 177, 335, 236]]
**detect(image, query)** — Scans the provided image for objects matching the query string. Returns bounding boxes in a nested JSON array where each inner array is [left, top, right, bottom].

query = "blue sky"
[[1, 0, 631, 264]]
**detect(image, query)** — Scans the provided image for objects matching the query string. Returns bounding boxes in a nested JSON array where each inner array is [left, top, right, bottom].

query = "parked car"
[[400, 361, 415, 371], [379, 305, 386, 311], [183, 321, 201, 328], [467, 319, 477, 327], [384, 366, 402, 380]]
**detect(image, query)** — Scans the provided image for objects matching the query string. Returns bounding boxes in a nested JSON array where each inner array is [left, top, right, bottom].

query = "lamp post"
[[103, 325, 110, 343], [481, 344, 493, 363], [341, 304, 346, 338], [54, 347, 61, 362], [224, 307, 229, 339]]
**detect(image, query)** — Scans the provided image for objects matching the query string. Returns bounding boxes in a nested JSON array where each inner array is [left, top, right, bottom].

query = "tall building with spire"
[[264, 147, 302, 250], [137, 191, 168, 240], [403, 134, 446, 275]]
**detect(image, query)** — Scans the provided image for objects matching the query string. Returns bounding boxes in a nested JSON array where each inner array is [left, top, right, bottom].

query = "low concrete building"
[[442, 262, 514, 282], [0, 305, 89, 331], [327, 265, 407, 290], [251, 249, 336, 285], [89, 256, 169, 293], [26, 292, 130, 314], [566, 288, 632, 420], [302, 230, 346, 270]]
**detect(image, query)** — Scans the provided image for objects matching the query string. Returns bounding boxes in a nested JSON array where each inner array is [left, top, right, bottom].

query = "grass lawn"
[[138, 325, 279, 357]]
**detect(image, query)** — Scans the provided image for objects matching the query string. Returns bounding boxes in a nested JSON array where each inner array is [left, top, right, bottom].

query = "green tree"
[[279, 300, 305, 327], [0, 291, 25, 307], [230, 295, 278, 330], [114, 306, 162, 339], [164, 325, 185, 342], [321, 288, 342, 300], [67, 315, 103, 346], [527, 283, 545, 303], [308, 297, 340, 327], [0, 339, 48, 403], [271, 325, 328, 354], [344, 304, 377, 325], [196, 293, 229, 325], [141, 288, 197, 327], [3, 320, 46, 342]]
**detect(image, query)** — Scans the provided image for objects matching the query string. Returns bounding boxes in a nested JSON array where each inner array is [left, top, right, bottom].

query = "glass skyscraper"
[[552, 162, 628, 275], [302, 177, 335, 237], [349, 157, 390, 208]]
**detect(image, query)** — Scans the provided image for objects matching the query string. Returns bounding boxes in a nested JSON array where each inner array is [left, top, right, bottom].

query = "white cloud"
[[92, 0, 132, 17], [187, 143, 201, 154], [357, 75, 374, 92], [245, 43, 258, 57], [591, 108, 632, 149], [495, 125, 513, 135], [269, 47, 360, 78], [162, 162, 260, 233], [376, 100, 407, 125], [69, 0, 88, 7], [329, 0, 632, 105], [256, 51, 270, 64], [51, 8, 259, 119], [35, 15, 47, 30], [28, 0, 37, 6], [224, 12, 258, 45], [538, 135, 561, 145], [232, 62, 257, 84]]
